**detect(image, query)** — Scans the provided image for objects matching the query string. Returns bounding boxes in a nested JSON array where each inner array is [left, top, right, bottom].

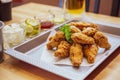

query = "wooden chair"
[[59, 0, 63, 8], [86, 0, 120, 17]]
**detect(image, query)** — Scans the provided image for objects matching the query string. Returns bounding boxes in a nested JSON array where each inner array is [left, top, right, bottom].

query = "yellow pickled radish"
[[24, 18, 40, 37], [25, 18, 39, 26], [26, 25, 34, 33]]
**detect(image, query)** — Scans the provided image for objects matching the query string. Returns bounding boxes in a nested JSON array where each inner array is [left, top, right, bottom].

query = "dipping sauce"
[[41, 20, 54, 29]]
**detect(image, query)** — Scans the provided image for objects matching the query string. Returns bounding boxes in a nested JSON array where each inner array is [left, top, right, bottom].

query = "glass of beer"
[[63, 0, 85, 18]]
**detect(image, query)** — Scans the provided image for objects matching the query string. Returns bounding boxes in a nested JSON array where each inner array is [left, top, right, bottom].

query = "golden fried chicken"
[[70, 25, 81, 33], [69, 22, 90, 30], [83, 44, 99, 63], [82, 27, 97, 36], [68, 22, 98, 30], [94, 31, 111, 49], [70, 43, 83, 67], [47, 31, 65, 50], [55, 31, 65, 39], [89, 23, 98, 30], [54, 41, 71, 58], [71, 32, 95, 44], [45, 21, 112, 67]]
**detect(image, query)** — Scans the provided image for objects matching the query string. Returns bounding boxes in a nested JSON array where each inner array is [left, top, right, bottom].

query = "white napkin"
[[41, 46, 105, 66]]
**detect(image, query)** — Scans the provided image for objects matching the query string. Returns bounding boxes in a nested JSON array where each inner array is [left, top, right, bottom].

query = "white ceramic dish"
[[4, 20, 120, 80]]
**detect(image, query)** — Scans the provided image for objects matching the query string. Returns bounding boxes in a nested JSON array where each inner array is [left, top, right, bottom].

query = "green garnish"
[[60, 24, 72, 43]]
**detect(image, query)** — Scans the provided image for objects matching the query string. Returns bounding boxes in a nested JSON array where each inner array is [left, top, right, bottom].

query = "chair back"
[[86, 0, 120, 17]]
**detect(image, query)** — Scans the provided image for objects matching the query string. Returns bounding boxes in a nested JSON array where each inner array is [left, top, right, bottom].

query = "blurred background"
[[12, 0, 120, 17]]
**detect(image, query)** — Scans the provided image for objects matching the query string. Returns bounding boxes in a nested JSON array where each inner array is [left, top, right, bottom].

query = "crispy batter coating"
[[70, 43, 83, 67], [47, 31, 65, 50], [69, 22, 89, 30], [70, 25, 81, 33], [46, 21, 111, 67], [83, 44, 99, 63], [69, 22, 98, 30], [82, 27, 97, 36], [89, 23, 98, 30], [71, 33, 95, 44], [54, 41, 71, 58], [55, 31, 65, 39], [94, 31, 111, 49]]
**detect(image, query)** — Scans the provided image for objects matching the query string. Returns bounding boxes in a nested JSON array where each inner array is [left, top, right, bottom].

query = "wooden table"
[[1, 3, 120, 80]]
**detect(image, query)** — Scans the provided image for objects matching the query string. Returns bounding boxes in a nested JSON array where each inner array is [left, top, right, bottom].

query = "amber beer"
[[65, 0, 85, 15]]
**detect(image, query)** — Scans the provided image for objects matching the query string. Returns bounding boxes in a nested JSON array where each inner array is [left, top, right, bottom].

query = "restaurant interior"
[[0, 0, 120, 80]]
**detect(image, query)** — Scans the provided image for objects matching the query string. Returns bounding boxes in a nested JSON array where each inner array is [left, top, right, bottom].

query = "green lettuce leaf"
[[60, 24, 72, 43]]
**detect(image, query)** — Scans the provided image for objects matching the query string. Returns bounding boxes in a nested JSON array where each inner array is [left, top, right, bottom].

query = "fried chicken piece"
[[69, 22, 98, 30], [89, 23, 98, 30], [47, 31, 65, 50], [70, 25, 81, 33], [70, 43, 83, 67], [83, 44, 99, 63], [82, 27, 97, 36], [54, 41, 71, 58], [71, 32, 95, 44], [94, 31, 111, 49], [69, 22, 89, 30]]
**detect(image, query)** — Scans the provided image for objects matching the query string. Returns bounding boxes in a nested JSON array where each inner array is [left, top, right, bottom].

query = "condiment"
[[0, 0, 12, 21], [41, 20, 54, 29], [23, 18, 41, 37], [2, 23, 25, 49]]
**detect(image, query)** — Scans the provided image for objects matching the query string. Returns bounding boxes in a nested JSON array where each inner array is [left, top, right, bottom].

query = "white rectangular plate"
[[4, 20, 120, 80]]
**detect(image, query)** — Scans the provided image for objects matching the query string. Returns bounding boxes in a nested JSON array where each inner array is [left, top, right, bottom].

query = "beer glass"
[[0, 21, 4, 63], [63, 0, 85, 17]]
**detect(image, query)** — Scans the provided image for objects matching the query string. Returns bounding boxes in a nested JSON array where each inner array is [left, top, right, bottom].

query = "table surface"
[[1, 2, 120, 80]]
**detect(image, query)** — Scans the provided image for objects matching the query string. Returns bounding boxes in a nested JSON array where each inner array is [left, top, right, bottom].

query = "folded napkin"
[[41, 46, 106, 66]]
